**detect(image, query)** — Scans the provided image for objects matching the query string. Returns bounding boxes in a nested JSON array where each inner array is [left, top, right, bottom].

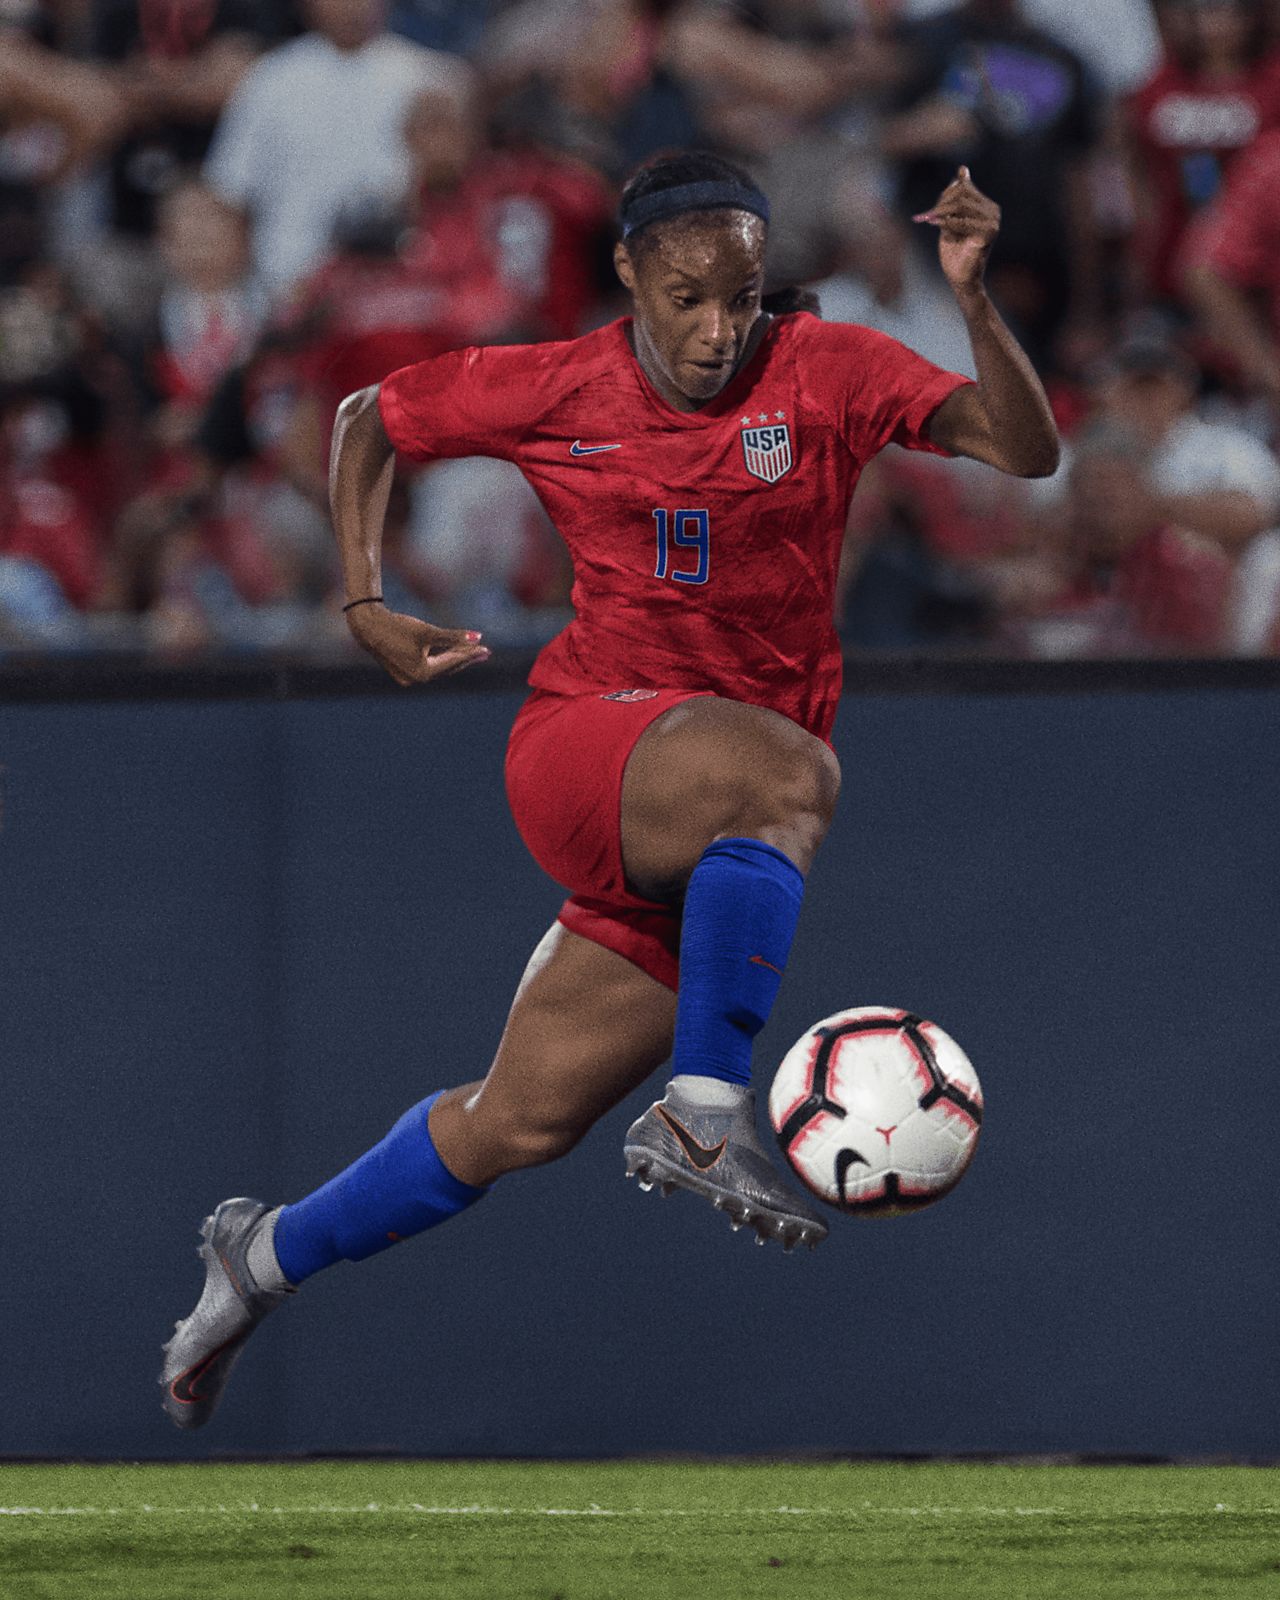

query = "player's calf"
[[428, 1081, 587, 1186], [620, 698, 840, 1244], [623, 701, 836, 1098]]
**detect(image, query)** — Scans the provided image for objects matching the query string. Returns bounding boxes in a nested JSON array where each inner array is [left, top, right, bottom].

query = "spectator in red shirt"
[[273, 73, 612, 501], [1181, 126, 1280, 400], [1127, 0, 1280, 303], [400, 76, 612, 343], [987, 337, 1270, 653], [0, 390, 104, 611], [992, 425, 1234, 655], [0, 260, 135, 610]]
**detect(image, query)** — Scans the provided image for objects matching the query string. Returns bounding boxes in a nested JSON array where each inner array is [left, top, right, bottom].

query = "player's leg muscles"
[[621, 697, 840, 1090], [267, 923, 674, 1282], [429, 922, 676, 1187]]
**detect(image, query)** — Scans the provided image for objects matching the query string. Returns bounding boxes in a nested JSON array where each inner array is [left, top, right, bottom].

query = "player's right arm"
[[329, 385, 490, 685]]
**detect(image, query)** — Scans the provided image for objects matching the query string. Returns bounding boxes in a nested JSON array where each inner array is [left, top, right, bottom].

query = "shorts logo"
[[740, 412, 792, 484], [601, 689, 659, 702]]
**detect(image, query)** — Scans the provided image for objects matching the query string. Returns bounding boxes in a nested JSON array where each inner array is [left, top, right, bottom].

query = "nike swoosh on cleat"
[[570, 440, 622, 455], [656, 1105, 727, 1170], [168, 1331, 249, 1406]]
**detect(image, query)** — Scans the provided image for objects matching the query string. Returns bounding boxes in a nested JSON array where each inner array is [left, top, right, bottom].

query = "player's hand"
[[913, 167, 1000, 297], [345, 602, 491, 686]]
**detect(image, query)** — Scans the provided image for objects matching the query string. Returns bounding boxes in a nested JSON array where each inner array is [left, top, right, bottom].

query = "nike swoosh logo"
[[749, 954, 783, 976], [168, 1330, 249, 1405], [570, 440, 622, 455], [656, 1105, 727, 1170], [835, 1147, 868, 1205]]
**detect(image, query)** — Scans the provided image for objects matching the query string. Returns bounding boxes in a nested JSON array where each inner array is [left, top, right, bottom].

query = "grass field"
[[2, 1460, 1278, 1600]]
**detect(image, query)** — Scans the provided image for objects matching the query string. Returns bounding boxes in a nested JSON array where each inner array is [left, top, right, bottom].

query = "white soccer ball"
[[769, 1007, 983, 1215]]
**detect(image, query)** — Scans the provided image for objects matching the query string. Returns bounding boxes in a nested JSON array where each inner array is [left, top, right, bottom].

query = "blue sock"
[[672, 837, 805, 1088], [273, 1090, 486, 1285]]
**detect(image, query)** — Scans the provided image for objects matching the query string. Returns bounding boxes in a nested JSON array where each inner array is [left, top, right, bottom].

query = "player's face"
[[616, 213, 766, 410]]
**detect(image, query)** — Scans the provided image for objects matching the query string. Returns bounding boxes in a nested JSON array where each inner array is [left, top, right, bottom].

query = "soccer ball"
[[768, 1007, 983, 1215]]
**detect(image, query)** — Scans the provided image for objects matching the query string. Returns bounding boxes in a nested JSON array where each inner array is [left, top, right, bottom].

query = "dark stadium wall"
[[2, 684, 1278, 1461]]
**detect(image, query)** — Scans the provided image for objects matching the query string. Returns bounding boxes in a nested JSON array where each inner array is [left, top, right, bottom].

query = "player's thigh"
[[620, 695, 841, 898], [429, 922, 676, 1183]]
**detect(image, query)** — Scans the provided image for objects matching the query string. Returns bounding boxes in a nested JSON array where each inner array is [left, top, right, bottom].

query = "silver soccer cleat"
[[160, 1197, 293, 1430], [623, 1085, 828, 1250]]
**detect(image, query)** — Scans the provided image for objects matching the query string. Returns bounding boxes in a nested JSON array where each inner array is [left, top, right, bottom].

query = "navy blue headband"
[[620, 179, 771, 240]]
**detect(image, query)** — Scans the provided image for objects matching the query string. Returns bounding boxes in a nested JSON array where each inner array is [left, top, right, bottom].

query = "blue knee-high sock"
[[672, 837, 805, 1087], [273, 1090, 486, 1285]]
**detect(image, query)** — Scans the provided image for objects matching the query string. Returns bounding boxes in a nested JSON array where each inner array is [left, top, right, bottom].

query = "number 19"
[[652, 508, 710, 585]]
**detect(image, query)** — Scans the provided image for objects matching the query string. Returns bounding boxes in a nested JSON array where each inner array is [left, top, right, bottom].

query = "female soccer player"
[[162, 151, 1057, 1427]]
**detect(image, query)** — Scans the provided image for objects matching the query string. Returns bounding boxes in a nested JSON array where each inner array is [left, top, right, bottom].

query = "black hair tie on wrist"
[[342, 596, 383, 613]]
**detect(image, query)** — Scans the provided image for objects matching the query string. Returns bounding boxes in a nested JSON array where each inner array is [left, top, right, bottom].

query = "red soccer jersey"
[[1128, 53, 1280, 298], [1181, 128, 1280, 341], [378, 314, 971, 740], [403, 150, 612, 342], [1038, 527, 1231, 654]]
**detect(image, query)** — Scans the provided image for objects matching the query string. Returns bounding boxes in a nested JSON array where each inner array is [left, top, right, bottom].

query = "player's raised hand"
[[345, 603, 490, 686], [913, 167, 1000, 297]]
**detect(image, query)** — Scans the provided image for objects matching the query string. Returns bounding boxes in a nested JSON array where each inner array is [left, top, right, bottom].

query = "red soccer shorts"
[[504, 686, 711, 990]]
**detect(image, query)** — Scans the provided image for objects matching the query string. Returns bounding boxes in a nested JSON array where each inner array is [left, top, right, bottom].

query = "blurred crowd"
[[5, 0, 1280, 660]]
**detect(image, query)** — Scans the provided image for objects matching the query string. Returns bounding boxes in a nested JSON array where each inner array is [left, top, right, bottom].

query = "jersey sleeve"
[[801, 319, 974, 459], [378, 342, 546, 463]]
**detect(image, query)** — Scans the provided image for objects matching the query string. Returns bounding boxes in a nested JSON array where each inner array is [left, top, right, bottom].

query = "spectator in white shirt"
[[1021, 335, 1280, 649], [1092, 337, 1280, 554], [203, 0, 465, 299], [1032, 337, 1280, 543], [971, 336, 1276, 654]]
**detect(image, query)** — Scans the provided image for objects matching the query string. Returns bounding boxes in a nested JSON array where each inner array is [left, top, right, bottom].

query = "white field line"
[[0, 1503, 1261, 1519]]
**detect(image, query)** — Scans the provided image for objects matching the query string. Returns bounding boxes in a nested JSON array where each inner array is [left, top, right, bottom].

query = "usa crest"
[[740, 416, 792, 484]]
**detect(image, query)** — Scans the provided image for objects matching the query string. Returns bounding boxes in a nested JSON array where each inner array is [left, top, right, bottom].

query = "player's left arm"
[[918, 168, 1061, 479]]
